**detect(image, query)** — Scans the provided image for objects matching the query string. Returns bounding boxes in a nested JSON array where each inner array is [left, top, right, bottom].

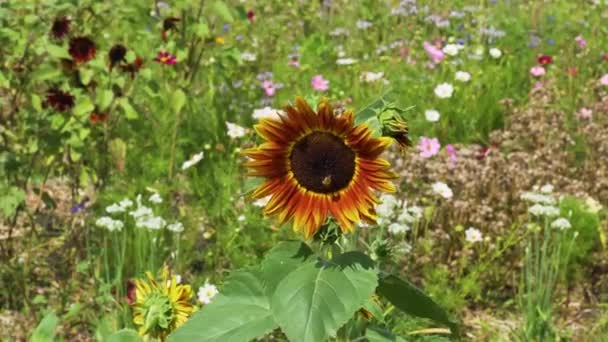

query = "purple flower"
[[575, 35, 586, 49], [311, 75, 329, 91], [446, 144, 457, 168], [262, 80, 276, 96], [417, 137, 441, 158], [423, 41, 445, 64]]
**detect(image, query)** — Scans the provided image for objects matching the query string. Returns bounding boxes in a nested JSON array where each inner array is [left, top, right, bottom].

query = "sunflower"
[[131, 267, 196, 340], [244, 97, 397, 238]]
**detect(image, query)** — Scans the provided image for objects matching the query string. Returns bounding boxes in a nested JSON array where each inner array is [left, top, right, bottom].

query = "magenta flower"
[[311, 75, 329, 91], [578, 107, 592, 120], [529, 66, 545, 77], [446, 144, 457, 168], [600, 74, 608, 86], [575, 35, 586, 49], [154, 51, 176, 65], [262, 80, 276, 97], [417, 136, 441, 159], [423, 41, 444, 64]]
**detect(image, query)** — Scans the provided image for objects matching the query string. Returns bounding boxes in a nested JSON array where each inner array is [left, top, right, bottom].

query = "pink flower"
[[417, 136, 441, 159], [261, 80, 276, 97], [529, 66, 545, 77], [154, 51, 176, 65], [311, 75, 329, 91], [575, 35, 586, 49], [423, 41, 444, 64], [578, 107, 592, 120], [288, 60, 300, 68], [600, 74, 608, 86], [446, 144, 457, 168]]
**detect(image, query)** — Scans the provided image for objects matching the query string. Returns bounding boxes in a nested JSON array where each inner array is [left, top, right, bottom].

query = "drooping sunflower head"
[[244, 97, 397, 238], [131, 267, 196, 339]]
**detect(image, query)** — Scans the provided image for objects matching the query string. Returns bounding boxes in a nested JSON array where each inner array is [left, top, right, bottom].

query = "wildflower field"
[[2, 0, 608, 341]]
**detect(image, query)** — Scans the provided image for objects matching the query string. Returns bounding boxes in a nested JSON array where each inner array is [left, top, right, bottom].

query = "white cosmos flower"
[[198, 283, 219, 304], [226, 122, 247, 139], [465, 227, 483, 243], [432, 182, 453, 199], [442, 44, 460, 56], [425, 109, 440, 122], [551, 217, 571, 230], [489, 47, 502, 58], [182, 152, 204, 170], [434, 83, 454, 98], [252, 107, 283, 120], [455, 71, 471, 82]]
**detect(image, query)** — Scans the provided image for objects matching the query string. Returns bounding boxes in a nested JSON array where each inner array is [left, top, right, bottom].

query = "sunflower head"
[[379, 108, 411, 150], [244, 97, 397, 238], [131, 266, 196, 339]]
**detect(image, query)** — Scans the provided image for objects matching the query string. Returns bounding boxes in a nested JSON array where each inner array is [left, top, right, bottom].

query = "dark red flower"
[[108, 44, 127, 71], [603, 54, 608, 62], [537, 55, 553, 65], [50, 16, 71, 40], [162, 17, 180, 41], [44, 88, 75, 112], [247, 10, 255, 23], [476, 143, 499, 160], [68, 36, 96, 64], [120, 57, 144, 78], [126, 280, 136, 305], [89, 112, 108, 124], [154, 51, 176, 65]]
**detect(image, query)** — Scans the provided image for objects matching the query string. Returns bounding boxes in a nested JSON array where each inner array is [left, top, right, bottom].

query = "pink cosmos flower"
[[417, 136, 441, 159], [529, 66, 546, 77], [600, 74, 608, 86], [578, 107, 592, 120], [423, 41, 444, 64], [575, 35, 586, 49], [261, 80, 276, 97], [154, 51, 176, 65], [311, 75, 329, 91], [446, 144, 457, 168]]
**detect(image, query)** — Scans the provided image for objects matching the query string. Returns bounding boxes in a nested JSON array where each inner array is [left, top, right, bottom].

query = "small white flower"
[[119, 198, 133, 209], [106, 203, 125, 214], [129, 206, 153, 219], [434, 83, 454, 99], [551, 217, 571, 230], [253, 196, 271, 207], [96, 216, 124, 232], [432, 182, 453, 199], [465, 227, 483, 243], [336, 58, 358, 65], [252, 107, 283, 120], [136, 215, 166, 230], [528, 204, 560, 217], [455, 71, 471, 82], [424, 109, 440, 122], [182, 152, 204, 170], [226, 122, 247, 139], [540, 184, 554, 194], [584, 197, 602, 214], [198, 283, 219, 304], [356, 20, 373, 29], [237, 215, 246, 222], [149, 193, 163, 204], [489, 47, 502, 58], [388, 222, 411, 235], [520, 191, 556, 205], [360, 71, 384, 82], [376, 194, 400, 219], [442, 44, 460, 56], [240, 52, 257, 62], [167, 222, 184, 233]]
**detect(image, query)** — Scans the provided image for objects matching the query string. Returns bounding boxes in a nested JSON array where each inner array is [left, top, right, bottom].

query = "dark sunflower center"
[[290, 131, 356, 194]]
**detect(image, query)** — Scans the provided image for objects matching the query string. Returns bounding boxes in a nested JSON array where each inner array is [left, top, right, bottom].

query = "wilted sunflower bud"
[[380, 109, 411, 150]]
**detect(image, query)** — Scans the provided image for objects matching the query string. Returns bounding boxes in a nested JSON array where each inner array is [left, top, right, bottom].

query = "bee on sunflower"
[[244, 97, 402, 239], [130, 266, 196, 340]]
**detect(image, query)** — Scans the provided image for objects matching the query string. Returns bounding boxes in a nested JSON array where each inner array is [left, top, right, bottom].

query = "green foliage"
[[30, 312, 59, 342]]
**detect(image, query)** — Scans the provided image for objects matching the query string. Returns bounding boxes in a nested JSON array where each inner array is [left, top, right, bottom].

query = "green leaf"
[[97, 90, 114, 111], [73, 97, 94, 117], [47, 44, 71, 59], [31, 65, 63, 81], [261, 241, 314, 295], [119, 99, 138, 120], [107, 329, 142, 342], [377, 273, 458, 335], [365, 326, 407, 342], [0, 70, 9, 88], [30, 312, 59, 342], [271, 251, 378, 342], [170, 88, 186, 114], [169, 269, 277, 342], [193, 22, 209, 38], [0, 185, 26, 217], [31, 94, 42, 112], [79, 68, 93, 86], [362, 297, 385, 322], [211, 1, 234, 22]]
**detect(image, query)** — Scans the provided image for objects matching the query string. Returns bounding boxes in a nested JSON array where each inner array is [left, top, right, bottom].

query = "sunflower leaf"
[[261, 241, 314, 295], [270, 251, 378, 342], [106, 329, 142, 342], [169, 268, 277, 342]]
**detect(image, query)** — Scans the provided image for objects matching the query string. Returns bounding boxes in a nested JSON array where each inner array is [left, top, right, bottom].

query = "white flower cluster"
[[375, 194, 423, 235], [521, 184, 560, 217], [99, 193, 185, 234]]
